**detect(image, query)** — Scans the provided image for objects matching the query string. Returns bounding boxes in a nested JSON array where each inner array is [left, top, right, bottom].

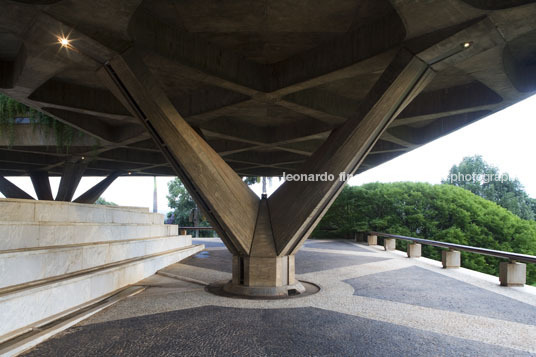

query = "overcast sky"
[[3, 94, 535, 213]]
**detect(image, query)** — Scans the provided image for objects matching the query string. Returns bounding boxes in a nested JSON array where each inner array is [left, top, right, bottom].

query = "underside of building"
[[1, 0, 536, 299]]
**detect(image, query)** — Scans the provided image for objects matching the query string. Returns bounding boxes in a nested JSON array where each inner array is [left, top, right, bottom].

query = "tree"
[[166, 178, 211, 236], [315, 182, 536, 284], [95, 197, 117, 206], [443, 155, 535, 220]]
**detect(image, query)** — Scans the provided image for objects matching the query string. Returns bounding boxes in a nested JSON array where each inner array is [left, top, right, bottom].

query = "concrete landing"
[[21, 239, 536, 356]]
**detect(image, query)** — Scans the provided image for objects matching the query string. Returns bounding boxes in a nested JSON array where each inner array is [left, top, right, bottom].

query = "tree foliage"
[[166, 178, 212, 236], [315, 182, 536, 284], [95, 197, 117, 206], [443, 155, 535, 220], [0, 93, 81, 152]]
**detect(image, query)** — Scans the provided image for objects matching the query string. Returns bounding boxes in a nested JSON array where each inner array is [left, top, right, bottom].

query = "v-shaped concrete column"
[[0, 176, 34, 200], [73, 171, 122, 204], [99, 48, 433, 297], [29, 171, 54, 201], [55, 161, 87, 202]]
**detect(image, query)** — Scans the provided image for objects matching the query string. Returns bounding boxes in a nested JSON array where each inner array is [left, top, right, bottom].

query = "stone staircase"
[[0, 199, 204, 343]]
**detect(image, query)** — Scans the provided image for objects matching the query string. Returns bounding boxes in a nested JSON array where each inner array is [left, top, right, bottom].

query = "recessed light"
[[58, 37, 70, 47]]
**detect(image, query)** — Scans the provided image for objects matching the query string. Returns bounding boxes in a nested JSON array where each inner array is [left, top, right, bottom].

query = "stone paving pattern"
[[23, 239, 536, 356]]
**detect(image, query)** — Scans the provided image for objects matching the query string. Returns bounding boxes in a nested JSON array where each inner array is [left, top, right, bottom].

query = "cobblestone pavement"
[[23, 239, 536, 356]]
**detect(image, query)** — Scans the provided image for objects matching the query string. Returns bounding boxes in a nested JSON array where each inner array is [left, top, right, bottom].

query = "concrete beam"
[[73, 171, 121, 204], [29, 79, 131, 117], [0, 176, 34, 199], [269, 49, 435, 256], [29, 170, 53, 200]]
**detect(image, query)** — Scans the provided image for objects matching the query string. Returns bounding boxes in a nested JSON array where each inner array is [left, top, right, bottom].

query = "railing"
[[179, 226, 215, 235], [367, 231, 536, 287]]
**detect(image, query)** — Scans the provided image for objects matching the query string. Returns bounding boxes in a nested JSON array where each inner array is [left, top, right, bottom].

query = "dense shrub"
[[314, 183, 536, 284]]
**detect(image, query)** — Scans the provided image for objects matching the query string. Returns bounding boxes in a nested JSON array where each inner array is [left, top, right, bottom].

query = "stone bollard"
[[442, 249, 460, 268], [367, 234, 377, 246], [499, 261, 526, 286], [407, 243, 421, 258], [384, 238, 396, 251]]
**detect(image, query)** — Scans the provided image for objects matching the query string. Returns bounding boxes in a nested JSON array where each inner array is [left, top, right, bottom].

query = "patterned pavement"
[[23, 238, 536, 356]]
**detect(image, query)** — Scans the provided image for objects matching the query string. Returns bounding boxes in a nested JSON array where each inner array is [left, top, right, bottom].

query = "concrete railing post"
[[367, 234, 377, 246], [384, 238, 396, 251], [499, 260, 526, 286], [407, 243, 421, 258], [442, 249, 460, 268]]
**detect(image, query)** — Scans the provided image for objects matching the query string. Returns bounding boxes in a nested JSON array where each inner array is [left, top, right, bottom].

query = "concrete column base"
[[384, 238, 396, 251], [367, 235, 377, 246], [442, 250, 460, 268], [407, 243, 421, 258], [227, 255, 305, 297], [499, 261, 526, 286]]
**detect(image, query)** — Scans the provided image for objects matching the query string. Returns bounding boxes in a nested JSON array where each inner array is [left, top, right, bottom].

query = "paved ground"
[[23, 239, 536, 356]]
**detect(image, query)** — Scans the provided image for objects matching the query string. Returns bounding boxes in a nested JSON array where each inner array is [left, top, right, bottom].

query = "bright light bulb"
[[463, 42, 472, 48], [58, 37, 70, 47]]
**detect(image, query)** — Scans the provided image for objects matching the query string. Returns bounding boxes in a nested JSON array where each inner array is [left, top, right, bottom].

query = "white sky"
[[2, 94, 535, 213]]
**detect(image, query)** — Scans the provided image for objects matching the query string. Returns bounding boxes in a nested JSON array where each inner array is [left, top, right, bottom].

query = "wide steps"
[[0, 199, 205, 345], [0, 221, 178, 250], [0, 235, 192, 289], [0, 198, 164, 224], [0, 244, 203, 341]]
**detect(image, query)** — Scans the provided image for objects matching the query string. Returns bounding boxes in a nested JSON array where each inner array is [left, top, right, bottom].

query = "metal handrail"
[[179, 226, 214, 230], [369, 231, 536, 265]]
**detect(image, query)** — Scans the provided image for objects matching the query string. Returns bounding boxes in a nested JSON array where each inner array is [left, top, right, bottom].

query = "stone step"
[[0, 222, 179, 250], [0, 235, 193, 289], [0, 244, 204, 340], [0, 198, 164, 225]]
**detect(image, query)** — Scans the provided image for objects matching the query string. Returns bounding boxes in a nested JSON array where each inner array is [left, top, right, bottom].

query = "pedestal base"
[[223, 280, 306, 297], [499, 261, 526, 286], [206, 280, 319, 300]]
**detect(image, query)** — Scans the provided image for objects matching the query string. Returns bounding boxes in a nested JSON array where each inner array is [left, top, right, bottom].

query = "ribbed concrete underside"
[[23, 238, 536, 356]]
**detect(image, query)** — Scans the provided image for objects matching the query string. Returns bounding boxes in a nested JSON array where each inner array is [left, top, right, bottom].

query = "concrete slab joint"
[[442, 249, 461, 269], [499, 261, 526, 287]]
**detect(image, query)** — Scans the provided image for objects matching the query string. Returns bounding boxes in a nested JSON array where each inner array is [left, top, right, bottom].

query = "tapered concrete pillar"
[[225, 198, 305, 297], [56, 161, 86, 202], [499, 261, 526, 286], [0, 176, 34, 200], [407, 243, 421, 258], [73, 171, 121, 204], [100, 48, 433, 297], [29, 171, 53, 201]]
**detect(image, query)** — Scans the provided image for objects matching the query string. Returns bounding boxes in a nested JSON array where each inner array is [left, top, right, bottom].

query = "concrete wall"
[[0, 199, 203, 342]]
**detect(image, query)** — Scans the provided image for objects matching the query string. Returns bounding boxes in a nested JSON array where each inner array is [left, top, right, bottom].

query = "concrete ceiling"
[[1, 0, 536, 177]]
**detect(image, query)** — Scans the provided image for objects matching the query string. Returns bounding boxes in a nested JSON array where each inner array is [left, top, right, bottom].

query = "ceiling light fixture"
[[58, 36, 71, 48]]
